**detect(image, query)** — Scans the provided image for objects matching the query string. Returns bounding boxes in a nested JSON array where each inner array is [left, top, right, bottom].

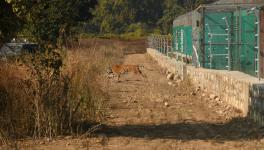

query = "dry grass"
[[0, 39, 124, 144]]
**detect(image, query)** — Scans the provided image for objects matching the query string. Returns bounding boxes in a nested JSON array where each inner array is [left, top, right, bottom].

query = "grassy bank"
[[0, 39, 123, 144]]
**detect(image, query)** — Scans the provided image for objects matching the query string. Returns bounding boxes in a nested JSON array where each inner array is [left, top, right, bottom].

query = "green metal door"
[[172, 25, 193, 56], [204, 12, 233, 70], [240, 10, 257, 76]]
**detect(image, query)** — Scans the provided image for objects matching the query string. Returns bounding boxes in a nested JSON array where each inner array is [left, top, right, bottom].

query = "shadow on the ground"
[[98, 117, 264, 141]]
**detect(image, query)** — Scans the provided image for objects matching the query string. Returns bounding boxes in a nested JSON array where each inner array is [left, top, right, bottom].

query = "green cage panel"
[[170, 3, 263, 77], [172, 25, 193, 56], [201, 8, 259, 76], [260, 9, 264, 78], [203, 12, 233, 70], [240, 10, 257, 76]]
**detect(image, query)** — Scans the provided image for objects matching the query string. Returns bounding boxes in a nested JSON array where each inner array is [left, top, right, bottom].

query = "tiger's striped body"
[[107, 64, 146, 82]]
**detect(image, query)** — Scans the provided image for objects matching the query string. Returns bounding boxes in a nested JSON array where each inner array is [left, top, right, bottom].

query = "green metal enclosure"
[[201, 6, 260, 76], [171, 3, 264, 77], [172, 12, 193, 58], [172, 26, 193, 56]]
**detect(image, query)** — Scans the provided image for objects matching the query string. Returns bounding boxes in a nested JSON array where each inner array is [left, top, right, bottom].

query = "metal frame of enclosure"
[[195, 3, 264, 78], [147, 35, 172, 56], [148, 2, 264, 79]]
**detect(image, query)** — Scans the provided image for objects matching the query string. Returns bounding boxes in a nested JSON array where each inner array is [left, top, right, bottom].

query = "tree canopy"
[[0, 1, 22, 46], [0, 0, 216, 45], [2, 0, 97, 46], [92, 0, 215, 35]]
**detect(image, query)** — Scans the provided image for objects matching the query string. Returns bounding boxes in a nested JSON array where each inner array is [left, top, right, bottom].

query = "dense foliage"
[[0, 1, 22, 46], [92, 0, 215, 35], [2, 0, 96, 46], [0, 0, 216, 44]]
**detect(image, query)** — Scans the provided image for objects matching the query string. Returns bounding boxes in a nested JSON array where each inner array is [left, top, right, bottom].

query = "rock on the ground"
[[167, 73, 174, 80], [191, 92, 196, 96], [209, 94, 218, 100], [168, 81, 173, 86], [173, 75, 181, 81], [215, 97, 220, 101], [166, 70, 171, 75], [164, 102, 169, 107], [196, 86, 201, 92]]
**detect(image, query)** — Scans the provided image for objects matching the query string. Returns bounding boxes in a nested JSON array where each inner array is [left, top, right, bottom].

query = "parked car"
[[0, 42, 39, 57]]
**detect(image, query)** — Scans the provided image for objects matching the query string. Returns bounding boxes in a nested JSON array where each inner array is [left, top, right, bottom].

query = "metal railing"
[[147, 34, 195, 65], [147, 34, 172, 57]]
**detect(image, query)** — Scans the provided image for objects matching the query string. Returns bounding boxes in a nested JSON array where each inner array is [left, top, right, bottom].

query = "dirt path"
[[13, 42, 264, 150], [87, 53, 264, 150]]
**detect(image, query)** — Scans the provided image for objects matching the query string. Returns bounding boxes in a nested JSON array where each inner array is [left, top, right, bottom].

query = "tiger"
[[107, 64, 147, 82]]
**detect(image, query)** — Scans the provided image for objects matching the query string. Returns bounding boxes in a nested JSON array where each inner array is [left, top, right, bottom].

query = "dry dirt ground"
[[5, 39, 264, 150]]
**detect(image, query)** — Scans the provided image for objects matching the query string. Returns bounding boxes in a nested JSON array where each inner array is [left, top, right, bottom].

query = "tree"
[[177, 0, 215, 11], [132, 0, 164, 30], [6, 0, 96, 47], [92, 0, 136, 34], [0, 0, 22, 46], [158, 0, 185, 34], [158, 0, 215, 34]]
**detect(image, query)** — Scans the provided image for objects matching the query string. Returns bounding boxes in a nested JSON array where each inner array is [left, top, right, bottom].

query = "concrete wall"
[[187, 66, 251, 116], [147, 48, 186, 77], [147, 48, 264, 125]]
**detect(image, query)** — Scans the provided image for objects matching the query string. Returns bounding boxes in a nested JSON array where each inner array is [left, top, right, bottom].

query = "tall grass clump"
[[0, 40, 123, 142]]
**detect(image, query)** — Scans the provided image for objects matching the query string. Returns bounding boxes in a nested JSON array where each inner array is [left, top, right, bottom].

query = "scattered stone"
[[167, 73, 174, 80], [209, 94, 218, 100], [133, 100, 138, 103], [218, 110, 223, 115], [215, 97, 220, 101], [166, 70, 171, 75], [173, 75, 181, 81], [202, 93, 206, 97], [168, 81, 173, 86], [196, 86, 201, 92], [164, 102, 169, 107], [191, 92, 196, 96]]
